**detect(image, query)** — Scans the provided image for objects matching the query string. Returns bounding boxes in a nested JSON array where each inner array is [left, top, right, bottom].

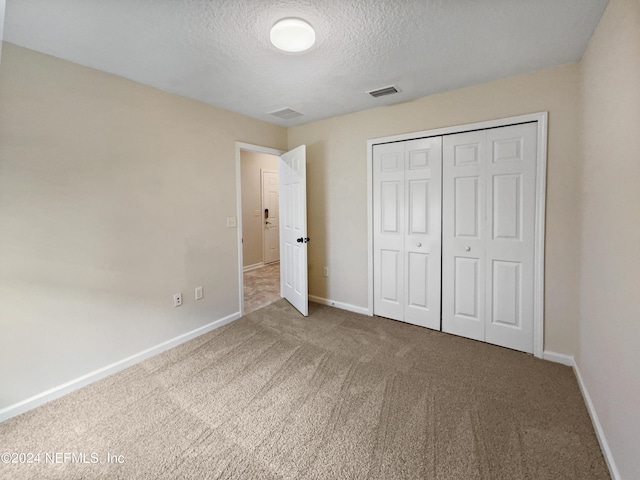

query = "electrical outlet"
[[173, 293, 182, 307], [323, 267, 329, 277], [195, 286, 203, 300]]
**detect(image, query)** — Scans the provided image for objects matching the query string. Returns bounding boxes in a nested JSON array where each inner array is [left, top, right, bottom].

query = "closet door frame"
[[366, 112, 548, 359]]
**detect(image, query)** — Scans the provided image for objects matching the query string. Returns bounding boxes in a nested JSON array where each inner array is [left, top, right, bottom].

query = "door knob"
[[297, 237, 311, 243], [416, 242, 422, 247], [465, 246, 471, 252]]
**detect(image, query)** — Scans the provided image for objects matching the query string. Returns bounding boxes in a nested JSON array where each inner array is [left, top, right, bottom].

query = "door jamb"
[[366, 112, 548, 358], [235, 142, 285, 317]]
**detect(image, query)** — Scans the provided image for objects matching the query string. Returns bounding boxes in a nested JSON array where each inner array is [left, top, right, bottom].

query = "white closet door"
[[373, 142, 405, 322], [403, 138, 442, 329], [442, 123, 537, 353], [485, 124, 537, 353], [373, 138, 442, 329], [442, 131, 487, 342]]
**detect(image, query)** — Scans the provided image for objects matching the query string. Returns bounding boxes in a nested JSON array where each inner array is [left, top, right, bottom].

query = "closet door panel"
[[404, 138, 442, 329], [485, 123, 537, 353], [442, 131, 486, 342], [373, 143, 405, 321], [454, 176, 481, 238], [454, 256, 480, 319]]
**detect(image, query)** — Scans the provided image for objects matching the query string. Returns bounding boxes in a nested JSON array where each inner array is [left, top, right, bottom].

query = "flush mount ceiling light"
[[270, 18, 315, 52]]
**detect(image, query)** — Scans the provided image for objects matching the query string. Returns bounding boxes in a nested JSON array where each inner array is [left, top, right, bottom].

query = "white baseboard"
[[243, 262, 264, 272], [309, 295, 369, 316], [542, 350, 575, 366], [0, 311, 241, 423], [573, 361, 621, 480], [543, 350, 620, 480]]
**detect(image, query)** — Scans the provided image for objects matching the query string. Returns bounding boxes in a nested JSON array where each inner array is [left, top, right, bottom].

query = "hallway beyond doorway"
[[243, 263, 280, 315]]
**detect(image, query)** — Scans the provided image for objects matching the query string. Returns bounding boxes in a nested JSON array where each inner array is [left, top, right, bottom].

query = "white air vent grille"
[[368, 85, 400, 98], [269, 108, 303, 119]]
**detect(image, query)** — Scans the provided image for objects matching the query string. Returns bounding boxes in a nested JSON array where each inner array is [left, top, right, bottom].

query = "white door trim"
[[367, 112, 548, 358], [235, 142, 285, 317]]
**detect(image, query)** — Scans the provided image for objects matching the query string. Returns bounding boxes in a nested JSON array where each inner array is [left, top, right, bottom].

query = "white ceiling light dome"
[[270, 18, 315, 53]]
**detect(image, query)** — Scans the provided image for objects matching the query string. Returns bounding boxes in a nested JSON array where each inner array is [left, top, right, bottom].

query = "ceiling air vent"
[[269, 108, 303, 120], [368, 85, 400, 98]]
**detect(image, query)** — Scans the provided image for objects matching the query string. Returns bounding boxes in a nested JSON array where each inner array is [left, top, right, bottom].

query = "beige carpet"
[[0, 300, 609, 479], [243, 263, 281, 315]]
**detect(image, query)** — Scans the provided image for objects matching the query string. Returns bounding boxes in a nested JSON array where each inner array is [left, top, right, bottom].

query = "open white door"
[[279, 145, 309, 316]]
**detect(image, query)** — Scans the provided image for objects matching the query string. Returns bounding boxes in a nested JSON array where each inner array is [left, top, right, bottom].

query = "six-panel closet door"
[[373, 138, 442, 330], [442, 123, 537, 353]]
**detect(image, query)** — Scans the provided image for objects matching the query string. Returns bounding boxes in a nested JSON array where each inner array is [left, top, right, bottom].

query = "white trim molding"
[[367, 112, 548, 358], [0, 311, 240, 423], [542, 351, 621, 480], [542, 350, 575, 366], [309, 295, 369, 316], [573, 363, 622, 480], [243, 262, 265, 272]]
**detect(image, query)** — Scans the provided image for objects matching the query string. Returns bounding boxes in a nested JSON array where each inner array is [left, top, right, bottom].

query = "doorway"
[[237, 144, 284, 315], [235, 142, 311, 317]]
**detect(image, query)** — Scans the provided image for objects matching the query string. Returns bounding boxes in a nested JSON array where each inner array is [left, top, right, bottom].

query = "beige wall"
[[289, 63, 582, 355], [240, 150, 279, 267], [579, 0, 640, 477], [0, 43, 287, 409]]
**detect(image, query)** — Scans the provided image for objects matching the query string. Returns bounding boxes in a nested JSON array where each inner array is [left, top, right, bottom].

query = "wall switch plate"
[[227, 216, 237, 228], [195, 286, 203, 300], [254, 209, 261, 217], [173, 293, 183, 307], [323, 267, 329, 277]]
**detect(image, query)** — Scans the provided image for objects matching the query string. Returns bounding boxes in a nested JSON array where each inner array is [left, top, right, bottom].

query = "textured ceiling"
[[4, 0, 609, 127]]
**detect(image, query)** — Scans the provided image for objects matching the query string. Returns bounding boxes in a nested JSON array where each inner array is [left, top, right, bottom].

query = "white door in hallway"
[[279, 145, 309, 316], [373, 137, 442, 329], [442, 123, 537, 353], [262, 170, 280, 264]]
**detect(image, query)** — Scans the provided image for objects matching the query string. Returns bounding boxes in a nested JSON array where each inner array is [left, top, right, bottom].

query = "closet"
[[372, 121, 539, 354]]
